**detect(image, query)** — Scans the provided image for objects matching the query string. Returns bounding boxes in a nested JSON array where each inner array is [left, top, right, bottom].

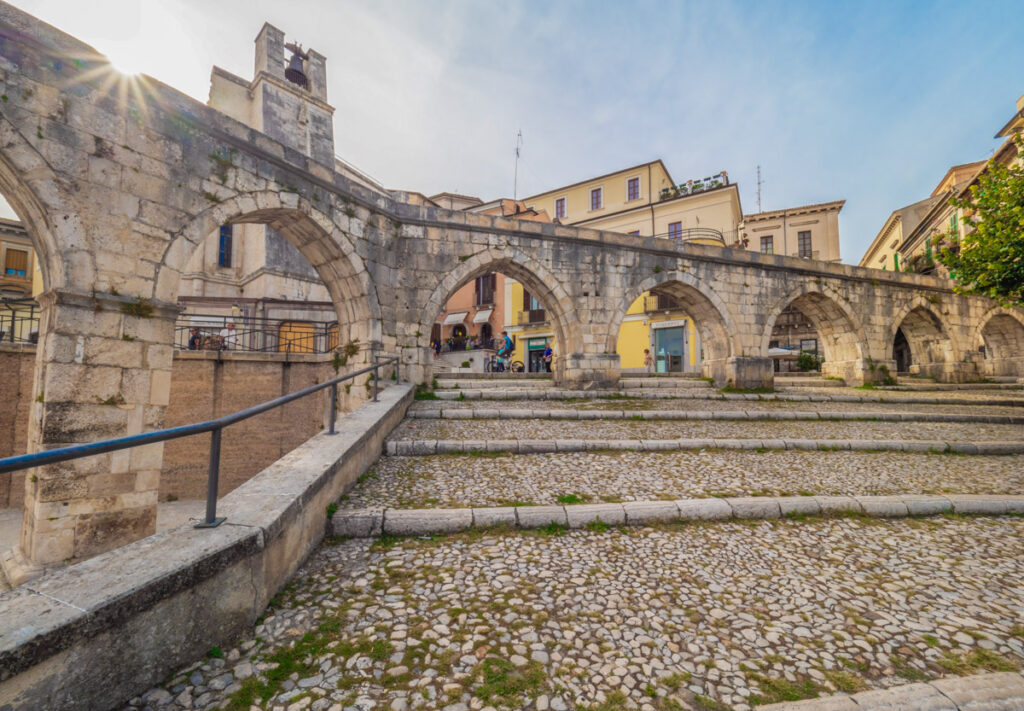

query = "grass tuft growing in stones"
[[471, 657, 546, 705]]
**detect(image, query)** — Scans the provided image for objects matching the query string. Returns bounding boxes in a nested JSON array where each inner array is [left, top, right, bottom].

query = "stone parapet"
[[0, 384, 412, 710]]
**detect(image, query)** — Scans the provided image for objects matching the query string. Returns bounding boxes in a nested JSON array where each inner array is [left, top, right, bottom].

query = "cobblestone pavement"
[[340, 450, 1024, 509], [129, 516, 1024, 711], [410, 399, 1024, 417], [386, 419, 1024, 443]]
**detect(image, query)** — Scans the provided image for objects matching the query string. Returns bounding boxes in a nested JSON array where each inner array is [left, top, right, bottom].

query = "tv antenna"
[[513, 130, 523, 200]]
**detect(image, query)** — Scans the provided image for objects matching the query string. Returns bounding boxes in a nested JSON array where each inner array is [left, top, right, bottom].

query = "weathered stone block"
[[565, 504, 625, 529], [901, 495, 952, 517], [777, 496, 821, 517], [622, 501, 678, 525], [383, 508, 471, 536], [472, 507, 516, 529], [516, 506, 567, 529], [856, 496, 908, 518], [675, 498, 731, 520], [727, 497, 781, 519], [332, 509, 383, 538]]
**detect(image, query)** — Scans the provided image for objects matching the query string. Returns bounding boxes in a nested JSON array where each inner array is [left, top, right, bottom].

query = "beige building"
[[0, 217, 43, 344], [861, 91, 1023, 273], [522, 160, 741, 245], [741, 201, 844, 262]]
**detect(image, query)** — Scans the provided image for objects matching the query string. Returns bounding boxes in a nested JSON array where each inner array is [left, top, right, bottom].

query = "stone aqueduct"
[[1, 1, 1023, 575]]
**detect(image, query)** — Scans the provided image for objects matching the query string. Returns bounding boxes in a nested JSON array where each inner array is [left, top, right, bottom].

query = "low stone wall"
[[0, 348, 383, 507], [0, 383, 412, 711]]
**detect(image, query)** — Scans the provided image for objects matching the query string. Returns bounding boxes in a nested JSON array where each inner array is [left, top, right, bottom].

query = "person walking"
[[643, 348, 654, 373], [543, 343, 553, 373]]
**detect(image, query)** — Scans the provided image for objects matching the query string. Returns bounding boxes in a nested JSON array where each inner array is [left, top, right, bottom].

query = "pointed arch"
[[157, 191, 381, 347], [970, 306, 1024, 377], [761, 284, 868, 368], [888, 296, 958, 373], [419, 247, 582, 358], [607, 270, 737, 363]]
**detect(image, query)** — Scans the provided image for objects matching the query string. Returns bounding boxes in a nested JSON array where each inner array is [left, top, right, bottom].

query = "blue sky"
[[5, 0, 1023, 262]]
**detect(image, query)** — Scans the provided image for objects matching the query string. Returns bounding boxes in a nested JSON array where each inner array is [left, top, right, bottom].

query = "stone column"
[[718, 356, 774, 390], [1, 290, 177, 584], [560, 353, 620, 389]]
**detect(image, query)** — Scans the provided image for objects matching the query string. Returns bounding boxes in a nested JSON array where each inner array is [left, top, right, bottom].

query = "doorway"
[[654, 326, 687, 373]]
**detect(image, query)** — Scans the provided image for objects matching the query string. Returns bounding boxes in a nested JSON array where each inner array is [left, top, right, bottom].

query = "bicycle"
[[485, 353, 524, 373]]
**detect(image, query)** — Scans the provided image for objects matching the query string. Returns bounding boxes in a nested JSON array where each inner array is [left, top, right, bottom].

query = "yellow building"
[[0, 216, 43, 344], [501, 160, 740, 372]]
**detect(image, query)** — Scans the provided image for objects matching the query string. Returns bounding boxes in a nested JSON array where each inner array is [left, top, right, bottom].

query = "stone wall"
[[0, 345, 34, 508], [0, 349, 371, 507], [162, 351, 335, 501]]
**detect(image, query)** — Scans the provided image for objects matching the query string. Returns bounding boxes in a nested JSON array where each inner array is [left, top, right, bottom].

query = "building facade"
[[0, 217, 43, 344], [861, 91, 1023, 274]]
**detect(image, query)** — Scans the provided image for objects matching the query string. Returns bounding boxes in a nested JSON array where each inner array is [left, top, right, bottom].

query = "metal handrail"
[[0, 355, 400, 528]]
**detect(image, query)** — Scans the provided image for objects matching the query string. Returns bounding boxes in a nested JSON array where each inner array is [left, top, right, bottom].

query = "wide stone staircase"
[[131, 375, 1024, 711]]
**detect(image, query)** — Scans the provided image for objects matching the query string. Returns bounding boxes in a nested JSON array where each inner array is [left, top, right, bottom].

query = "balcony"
[[643, 293, 683, 312], [659, 171, 730, 201], [515, 309, 547, 326]]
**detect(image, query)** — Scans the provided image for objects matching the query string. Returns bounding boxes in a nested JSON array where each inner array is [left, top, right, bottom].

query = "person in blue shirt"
[[542, 344, 553, 372], [499, 331, 513, 357]]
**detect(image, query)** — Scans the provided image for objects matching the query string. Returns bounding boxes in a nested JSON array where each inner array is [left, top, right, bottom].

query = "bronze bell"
[[284, 43, 308, 88]]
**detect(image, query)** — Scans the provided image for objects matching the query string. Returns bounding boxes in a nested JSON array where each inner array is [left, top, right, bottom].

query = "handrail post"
[[328, 383, 337, 434], [195, 428, 226, 528], [373, 358, 379, 402]]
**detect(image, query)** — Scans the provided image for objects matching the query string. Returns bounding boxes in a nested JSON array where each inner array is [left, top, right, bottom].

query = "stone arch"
[[761, 284, 868, 381], [157, 191, 382, 349], [0, 113, 64, 292], [888, 297, 958, 377], [608, 271, 738, 365], [419, 248, 581, 379], [971, 307, 1024, 377]]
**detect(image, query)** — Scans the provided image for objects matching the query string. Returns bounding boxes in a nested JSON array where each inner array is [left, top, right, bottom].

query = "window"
[[627, 177, 640, 201], [668, 222, 682, 240], [760, 236, 774, 254], [590, 187, 602, 210], [218, 225, 233, 268], [4, 248, 28, 276], [800, 338, 818, 355], [474, 273, 496, 305], [554, 197, 566, 219], [523, 290, 542, 311], [797, 230, 812, 258]]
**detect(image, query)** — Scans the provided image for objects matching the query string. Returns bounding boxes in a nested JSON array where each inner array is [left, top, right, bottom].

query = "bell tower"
[[209, 23, 335, 168]]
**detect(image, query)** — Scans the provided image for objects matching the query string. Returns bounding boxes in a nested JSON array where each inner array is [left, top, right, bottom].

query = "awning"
[[472, 309, 493, 324], [768, 347, 800, 359], [442, 311, 469, 326]]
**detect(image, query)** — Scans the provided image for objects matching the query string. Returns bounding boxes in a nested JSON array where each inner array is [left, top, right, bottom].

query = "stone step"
[[882, 382, 1024, 391], [759, 671, 1024, 711], [618, 378, 713, 389], [773, 377, 847, 388], [406, 408, 1024, 424], [385, 438, 1024, 456], [331, 494, 1024, 538], [435, 378, 552, 389], [431, 389, 1024, 407]]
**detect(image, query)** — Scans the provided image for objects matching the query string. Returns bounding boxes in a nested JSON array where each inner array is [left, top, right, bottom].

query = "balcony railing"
[[642, 294, 683, 312], [175, 313, 340, 354], [659, 171, 730, 201], [515, 309, 547, 325], [664, 227, 726, 245], [0, 298, 39, 344]]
